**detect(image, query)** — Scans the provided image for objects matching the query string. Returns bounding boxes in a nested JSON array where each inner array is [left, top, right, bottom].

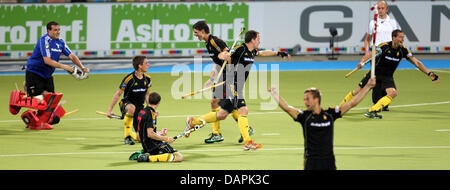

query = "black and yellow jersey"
[[374, 41, 412, 78], [137, 106, 159, 153], [230, 43, 258, 80], [294, 106, 342, 159], [119, 72, 152, 107], [206, 35, 228, 66], [222, 43, 259, 99]]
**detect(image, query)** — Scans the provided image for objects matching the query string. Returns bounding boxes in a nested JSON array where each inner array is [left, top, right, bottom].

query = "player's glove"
[[69, 66, 89, 80], [427, 71, 439, 81], [277, 51, 289, 58]]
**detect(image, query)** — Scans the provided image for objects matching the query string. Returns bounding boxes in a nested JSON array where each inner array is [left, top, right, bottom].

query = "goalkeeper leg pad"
[[9, 90, 47, 115]]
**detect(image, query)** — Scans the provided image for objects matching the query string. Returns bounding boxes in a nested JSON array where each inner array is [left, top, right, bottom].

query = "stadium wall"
[[0, 1, 449, 59]]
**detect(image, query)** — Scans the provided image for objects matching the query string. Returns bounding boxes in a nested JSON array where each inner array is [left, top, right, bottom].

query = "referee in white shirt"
[[359, 0, 400, 111], [361, 0, 400, 61]]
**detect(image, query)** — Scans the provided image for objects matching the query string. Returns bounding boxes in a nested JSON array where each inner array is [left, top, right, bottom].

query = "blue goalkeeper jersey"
[[26, 33, 72, 79]]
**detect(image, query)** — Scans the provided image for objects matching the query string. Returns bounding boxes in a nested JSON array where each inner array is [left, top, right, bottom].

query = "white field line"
[[433, 69, 450, 73], [1, 101, 449, 123], [1, 146, 450, 158]]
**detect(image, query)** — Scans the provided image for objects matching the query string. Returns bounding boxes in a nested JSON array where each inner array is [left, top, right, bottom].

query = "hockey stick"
[[156, 121, 206, 147], [370, 3, 378, 78], [345, 48, 381, 78], [96, 110, 122, 119], [64, 109, 79, 117], [181, 81, 225, 99], [214, 27, 246, 84]]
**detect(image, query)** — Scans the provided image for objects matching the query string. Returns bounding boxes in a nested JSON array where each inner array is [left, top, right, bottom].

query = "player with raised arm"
[[345, 0, 400, 111], [269, 77, 376, 170], [340, 30, 439, 119], [185, 30, 290, 150]]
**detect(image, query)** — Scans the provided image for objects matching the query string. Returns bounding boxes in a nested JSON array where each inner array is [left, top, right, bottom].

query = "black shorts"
[[359, 72, 396, 103], [25, 70, 54, 96], [143, 141, 177, 155], [359, 72, 396, 90], [304, 156, 336, 170], [219, 98, 246, 113], [119, 99, 143, 131]]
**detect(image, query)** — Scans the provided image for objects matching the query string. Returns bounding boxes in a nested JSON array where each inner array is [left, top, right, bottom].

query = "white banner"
[[0, 1, 448, 59], [250, 1, 450, 54]]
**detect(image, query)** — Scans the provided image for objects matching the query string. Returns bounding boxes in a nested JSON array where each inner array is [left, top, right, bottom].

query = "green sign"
[[111, 3, 248, 50], [0, 4, 87, 51]]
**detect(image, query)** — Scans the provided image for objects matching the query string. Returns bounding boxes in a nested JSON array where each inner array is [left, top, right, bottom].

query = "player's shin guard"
[[238, 116, 251, 144], [123, 113, 135, 139], [339, 90, 355, 107], [231, 110, 240, 122], [195, 112, 217, 125], [47, 105, 66, 125], [369, 95, 392, 112], [20, 92, 64, 130], [211, 107, 221, 135]]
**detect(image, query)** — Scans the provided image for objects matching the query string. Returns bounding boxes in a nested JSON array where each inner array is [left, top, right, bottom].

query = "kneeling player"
[[135, 92, 183, 162]]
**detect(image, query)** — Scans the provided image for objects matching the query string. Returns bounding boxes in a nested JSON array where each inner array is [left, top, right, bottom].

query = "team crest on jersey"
[[323, 115, 327, 120], [397, 52, 399, 57], [134, 82, 138, 86]]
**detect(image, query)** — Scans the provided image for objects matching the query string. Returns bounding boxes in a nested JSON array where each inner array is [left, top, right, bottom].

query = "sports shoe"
[[124, 136, 135, 145], [129, 150, 144, 160], [205, 133, 224, 143], [243, 140, 262, 151], [364, 111, 383, 119], [137, 153, 150, 162], [238, 126, 255, 143], [382, 106, 390, 111]]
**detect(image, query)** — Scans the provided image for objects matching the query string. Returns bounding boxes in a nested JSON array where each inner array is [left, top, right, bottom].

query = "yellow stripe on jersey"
[[231, 44, 244, 56], [234, 44, 243, 50], [402, 45, 411, 54], [210, 37, 219, 51], [144, 73, 152, 80], [121, 74, 134, 90], [144, 73, 152, 88], [379, 42, 389, 48]]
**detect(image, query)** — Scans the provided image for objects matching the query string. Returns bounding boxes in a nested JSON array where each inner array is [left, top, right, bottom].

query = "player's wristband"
[[428, 71, 439, 81]]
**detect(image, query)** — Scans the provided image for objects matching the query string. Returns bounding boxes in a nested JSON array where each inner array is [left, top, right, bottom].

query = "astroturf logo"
[[0, 4, 87, 51], [111, 3, 248, 50], [171, 56, 279, 110]]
